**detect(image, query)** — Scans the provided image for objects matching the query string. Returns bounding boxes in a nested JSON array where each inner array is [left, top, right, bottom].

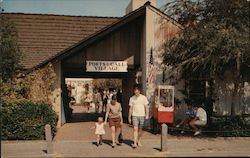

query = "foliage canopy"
[[163, 0, 250, 80], [0, 14, 21, 82], [163, 0, 250, 116]]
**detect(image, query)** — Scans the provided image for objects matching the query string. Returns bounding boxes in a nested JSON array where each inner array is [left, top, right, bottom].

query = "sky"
[[1, 0, 170, 17]]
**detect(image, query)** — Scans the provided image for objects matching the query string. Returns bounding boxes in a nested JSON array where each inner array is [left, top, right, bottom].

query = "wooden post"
[[45, 124, 54, 154], [161, 123, 168, 152]]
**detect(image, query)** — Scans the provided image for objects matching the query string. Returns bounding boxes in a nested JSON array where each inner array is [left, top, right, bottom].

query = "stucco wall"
[[213, 79, 250, 116], [144, 6, 250, 121], [143, 7, 185, 125], [126, 0, 156, 14], [50, 61, 64, 127]]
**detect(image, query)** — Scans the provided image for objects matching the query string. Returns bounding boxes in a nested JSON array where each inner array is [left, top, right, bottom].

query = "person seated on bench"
[[176, 104, 196, 128], [190, 104, 207, 136]]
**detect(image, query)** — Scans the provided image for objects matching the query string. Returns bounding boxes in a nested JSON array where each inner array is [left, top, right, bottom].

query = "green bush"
[[207, 116, 250, 137], [1, 99, 58, 140], [217, 116, 250, 137]]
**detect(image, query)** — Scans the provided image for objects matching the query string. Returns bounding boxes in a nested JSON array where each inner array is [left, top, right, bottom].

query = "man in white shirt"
[[128, 85, 149, 148], [190, 104, 207, 136]]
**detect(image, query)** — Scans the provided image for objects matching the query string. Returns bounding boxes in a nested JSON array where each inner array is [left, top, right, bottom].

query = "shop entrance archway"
[[65, 77, 123, 123], [61, 67, 139, 124]]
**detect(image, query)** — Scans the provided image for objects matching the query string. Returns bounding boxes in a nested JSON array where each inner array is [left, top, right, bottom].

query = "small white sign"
[[86, 61, 128, 72]]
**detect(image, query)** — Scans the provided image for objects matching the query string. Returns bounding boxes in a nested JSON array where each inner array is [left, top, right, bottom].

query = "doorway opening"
[[65, 78, 123, 123]]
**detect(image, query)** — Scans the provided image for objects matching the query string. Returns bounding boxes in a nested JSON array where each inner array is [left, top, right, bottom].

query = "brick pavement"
[[2, 138, 250, 157], [54, 106, 160, 141], [2, 106, 250, 157]]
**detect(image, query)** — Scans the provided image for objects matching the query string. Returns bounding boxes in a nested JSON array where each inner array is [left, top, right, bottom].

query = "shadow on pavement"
[[153, 147, 161, 152], [91, 141, 108, 147], [102, 139, 112, 146], [91, 139, 134, 148], [169, 129, 219, 139], [69, 112, 105, 123], [122, 139, 134, 147]]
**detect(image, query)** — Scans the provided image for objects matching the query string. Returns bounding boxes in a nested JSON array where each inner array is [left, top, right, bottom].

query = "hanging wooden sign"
[[86, 61, 128, 72]]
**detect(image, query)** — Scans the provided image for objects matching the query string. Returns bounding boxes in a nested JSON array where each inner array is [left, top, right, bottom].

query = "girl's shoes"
[[96, 141, 102, 147], [111, 143, 116, 148], [132, 144, 137, 149]]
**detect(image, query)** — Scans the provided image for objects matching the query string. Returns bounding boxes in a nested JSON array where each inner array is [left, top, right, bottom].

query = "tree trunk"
[[231, 52, 241, 116], [231, 81, 239, 117], [204, 79, 215, 130]]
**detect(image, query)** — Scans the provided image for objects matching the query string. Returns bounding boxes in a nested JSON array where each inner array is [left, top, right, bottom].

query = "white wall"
[[143, 6, 250, 121], [143, 6, 185, 125], [126, 0, 156, 14], [49, 61, 64, 127], [243, 82, 250, 114], [214, 79, 250, 116]]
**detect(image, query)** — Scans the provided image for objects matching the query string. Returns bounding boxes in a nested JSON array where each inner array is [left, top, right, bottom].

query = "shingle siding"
[[3, 13, 119, 69]]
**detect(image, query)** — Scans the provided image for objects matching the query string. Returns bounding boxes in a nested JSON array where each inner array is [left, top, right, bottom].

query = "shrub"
[[1, 99, 58, 140], [218, 116, 250, 137]]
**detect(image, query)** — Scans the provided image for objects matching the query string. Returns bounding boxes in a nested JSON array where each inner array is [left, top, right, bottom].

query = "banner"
[[86, 61, 128, 72]]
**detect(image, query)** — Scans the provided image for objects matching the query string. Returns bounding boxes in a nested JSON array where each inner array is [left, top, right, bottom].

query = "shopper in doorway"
[[83, 91, 91, 113], [189, 104, 207, 136], [93, 89, 102, 113], [102, 89, 109, 113], [128, 85, 149, 148], [104, 94, 123, 148], [117, 89, 122, 104], [110, 90, 114, 100]]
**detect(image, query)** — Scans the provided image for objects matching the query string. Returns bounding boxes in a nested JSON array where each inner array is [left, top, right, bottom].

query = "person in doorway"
[[91, 117, 105, 147], [110, 90, 114, 100], [189, 104, 207, 136], [93, 89, 102, 113], [102, 89, 109, 113], [117, 89, 122, 104], [71, 84, 77, 101], [100, 89, 104, 103], [69, 95, 76, 107], [104, 95, 123, 148], [128, 85, 149, 148], [106, 90, 111, 105], [83, 91, 91, 113]]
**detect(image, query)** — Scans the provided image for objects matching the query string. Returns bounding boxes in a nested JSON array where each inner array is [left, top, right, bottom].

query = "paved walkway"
[[2, 137, 250, 157], [54, 106, 160, 141], [2, 106, 250, 157]]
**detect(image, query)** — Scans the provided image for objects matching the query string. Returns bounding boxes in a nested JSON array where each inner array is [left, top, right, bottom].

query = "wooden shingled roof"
[[3, 13, 119, 69]]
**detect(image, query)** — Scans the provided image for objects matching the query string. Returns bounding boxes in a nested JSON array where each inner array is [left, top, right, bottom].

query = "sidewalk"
[[54, 106, 160, 141], [2, 137, 250, 157], [3, 106, 250, 157]]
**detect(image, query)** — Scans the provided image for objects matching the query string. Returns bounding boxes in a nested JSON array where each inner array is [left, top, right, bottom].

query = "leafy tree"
[[163, 0, 250, 116], [27, 64, 56, 104], [0, 14, 56, 104], [0, 14, 21, 82], [93, 79, 122, 89]]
